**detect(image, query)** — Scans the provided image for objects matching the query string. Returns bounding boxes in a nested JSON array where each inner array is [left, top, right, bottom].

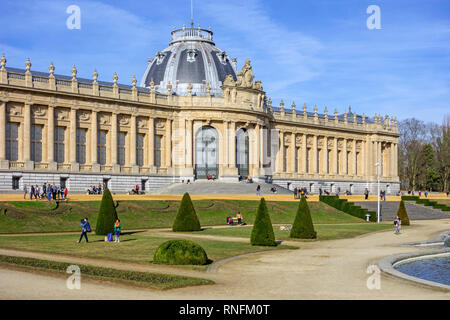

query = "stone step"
[[353, 201, 449, 221], [152, 181, 293, 195]]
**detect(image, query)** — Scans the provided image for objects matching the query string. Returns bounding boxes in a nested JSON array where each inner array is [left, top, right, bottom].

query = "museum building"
[[0, 25, 400, 194]]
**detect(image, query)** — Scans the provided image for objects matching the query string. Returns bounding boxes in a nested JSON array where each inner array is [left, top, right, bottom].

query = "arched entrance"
[[195, 126, 219, 179], [236, 128, 250, 178]]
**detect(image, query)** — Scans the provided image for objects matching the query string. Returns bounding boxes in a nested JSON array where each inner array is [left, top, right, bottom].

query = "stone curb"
[[378, 249, 450, 291]]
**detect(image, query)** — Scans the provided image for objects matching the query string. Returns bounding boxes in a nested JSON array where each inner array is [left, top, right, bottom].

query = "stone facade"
[[0, 30, 400, 194]]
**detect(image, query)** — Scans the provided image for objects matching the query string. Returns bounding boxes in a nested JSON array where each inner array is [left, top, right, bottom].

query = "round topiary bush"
[[153, 240, 208, 265]]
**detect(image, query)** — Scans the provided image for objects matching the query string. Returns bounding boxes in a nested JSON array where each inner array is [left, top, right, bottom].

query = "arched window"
[[195, 126, 219, 179], [236, 128, 249, 178]]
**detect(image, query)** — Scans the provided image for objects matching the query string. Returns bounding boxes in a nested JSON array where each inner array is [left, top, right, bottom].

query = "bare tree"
[[433, 115, 450, 192]]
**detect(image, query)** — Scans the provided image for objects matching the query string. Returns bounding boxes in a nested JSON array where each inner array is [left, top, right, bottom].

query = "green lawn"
[[190, 223, 393, 241], [0, 231, 296, 269], [0, 199, 363, 234], [435, 199, 450, 206]]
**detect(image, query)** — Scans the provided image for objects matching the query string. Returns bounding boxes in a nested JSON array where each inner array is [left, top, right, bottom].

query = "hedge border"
[[0, 254, 213, 290], [319, 196, 376, 222], [401, 196, 450, 212]]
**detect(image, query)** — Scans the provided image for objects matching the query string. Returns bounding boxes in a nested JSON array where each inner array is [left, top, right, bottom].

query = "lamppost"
[[375, 162, 380, 223]]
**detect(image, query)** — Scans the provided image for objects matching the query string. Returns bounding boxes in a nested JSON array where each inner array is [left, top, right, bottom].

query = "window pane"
[[97, 130, 107, 165]]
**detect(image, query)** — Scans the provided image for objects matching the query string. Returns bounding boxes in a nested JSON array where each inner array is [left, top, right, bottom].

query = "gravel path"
[[0, 219, 449, 299]]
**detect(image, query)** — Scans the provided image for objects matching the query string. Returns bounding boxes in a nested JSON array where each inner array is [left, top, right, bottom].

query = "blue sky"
[[0, 0, 449, 123]]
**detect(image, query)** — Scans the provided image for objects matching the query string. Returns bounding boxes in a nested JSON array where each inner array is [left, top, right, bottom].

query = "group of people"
[[78, 218, 121, 243], [227, 212, 244, 225], [294, 187, 309, 199], [86, 184, 104, 195], [23, 184, 68, 201], [206, 174, 217, 181]]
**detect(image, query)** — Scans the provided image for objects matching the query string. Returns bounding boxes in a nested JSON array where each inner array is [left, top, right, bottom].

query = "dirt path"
[[0, 219, 449, 299]]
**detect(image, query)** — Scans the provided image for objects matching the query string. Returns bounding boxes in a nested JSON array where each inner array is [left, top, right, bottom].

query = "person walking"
[[30, 185, 35, 200], [364, 188, 369, 200], [23, 184, 28, 200], [236, 212, 243, 225], [114, 219, 121, 243], [394, 215, 401, 235], [78, 218, 91, 243], [64, 187, 68, 200], [293, 187, 298, 199], [256, 184, 261, 196]]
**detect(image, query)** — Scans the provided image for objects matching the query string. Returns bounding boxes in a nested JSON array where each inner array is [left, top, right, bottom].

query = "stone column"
[[255, 124, 261, 175], [353, 140, 357, 176], [277, 131, 284, 173], [148, 118, 155, 169], [343, 139, 348, 175], [186, 119, 193, 168], [47, 105, 56, 170], [333, 137, 338, 174], [289, 133, 296, 174], [377, 141, 382, 177], [165, 119, 172, 168], [0, 101, 7, 168], [229, 121, 236, 168], [130, 115, 138, 173], [91, 111, 99, 171], [393, 143, 398, 178], [302, 134, 307, 174], [312, 135, 318, 174], [69, 108, 79, 171], [323, 137, 328, 174], [111, 112, 119, 171], [23, 103, 32, 168]]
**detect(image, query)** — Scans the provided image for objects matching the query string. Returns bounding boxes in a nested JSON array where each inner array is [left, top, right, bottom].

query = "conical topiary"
[[396, 200, 410, 226], [290, 197, 317, 239], [250, 198, 276, 246], [95, 188, 118, 235], [172, 193, 201, 232]]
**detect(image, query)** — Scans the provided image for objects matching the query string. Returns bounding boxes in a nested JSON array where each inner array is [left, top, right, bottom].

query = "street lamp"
[[375, 162, 380, 223]]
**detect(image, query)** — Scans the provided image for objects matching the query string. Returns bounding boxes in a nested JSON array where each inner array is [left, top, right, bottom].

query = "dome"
[[140, 26, 238, 97]]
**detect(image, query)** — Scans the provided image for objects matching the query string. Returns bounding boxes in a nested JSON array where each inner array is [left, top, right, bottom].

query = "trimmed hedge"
[[250, 198, 276, 246], [290, 197, 317, 239], [396, 200, 410, 226], [320, 196, 376, 222], [401, 196, 450, 212], [172, 193, 201, 232], [0, 254, 213, 290], [153, 240, 209, 265], [95, 188, 118, 235]]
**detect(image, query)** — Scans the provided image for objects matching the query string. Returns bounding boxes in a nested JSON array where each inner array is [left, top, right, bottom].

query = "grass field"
[[0, 231, 297, 269], [0, 199, 364, 234]]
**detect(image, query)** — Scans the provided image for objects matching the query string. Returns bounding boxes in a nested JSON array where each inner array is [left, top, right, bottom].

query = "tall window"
[[76, 129, 87, 164], [118, 132, 126, 166], [136, 133, 144, 167], [346, 151, 350, 174], [317, 149, 320, 173], [54, 127, 65, 163], [97, 130, 107, 165], [327, 150, 331, 174], [31, 125, 43, 163], [356, 152, 359, 176], [154, 135, 162, 168], [283, 146, 288, 172], [306, 148, 310, 173], [6, 123, 19, 161], [337, 151, 341, 174], [295, 147, 299, 172]]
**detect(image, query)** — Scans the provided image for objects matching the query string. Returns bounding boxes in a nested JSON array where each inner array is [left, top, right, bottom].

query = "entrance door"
[[236, 129, 249, 178], [195, 126, 219, 179]]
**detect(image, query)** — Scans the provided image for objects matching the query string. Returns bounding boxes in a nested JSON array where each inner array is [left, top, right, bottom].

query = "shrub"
[[396, 200, 410, 226], [290, 197, 317, 239], [172, 193, 201, 232], [153, 240, 208, 265], [95, 188, 118, 235], [250, 198, 276, 246]]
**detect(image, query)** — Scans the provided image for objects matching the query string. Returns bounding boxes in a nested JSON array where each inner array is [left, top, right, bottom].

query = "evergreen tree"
[[396, 200, 410, 226], [250, 198, 276, 246], [290, 197, 317, 239], [95, 188, 118, 235], [172, 193, 201, 232]]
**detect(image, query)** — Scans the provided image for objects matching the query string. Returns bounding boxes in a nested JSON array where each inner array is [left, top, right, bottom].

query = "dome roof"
[[140, 26, 238, 97]]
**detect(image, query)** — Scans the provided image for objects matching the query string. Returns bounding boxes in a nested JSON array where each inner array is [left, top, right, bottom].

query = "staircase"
[[353, 201, 450, 221]]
